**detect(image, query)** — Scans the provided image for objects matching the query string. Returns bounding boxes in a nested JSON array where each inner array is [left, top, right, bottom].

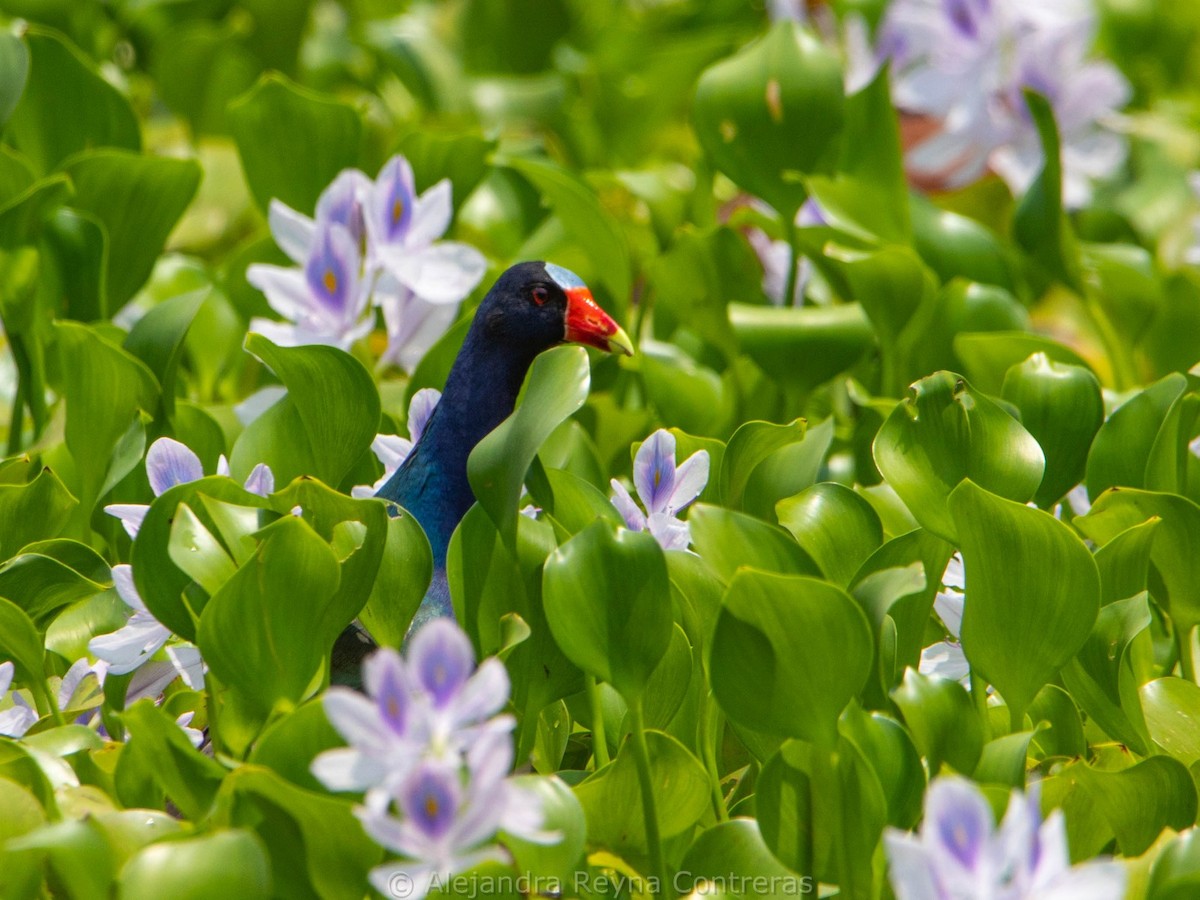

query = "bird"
[[331, 260, 633, 682]]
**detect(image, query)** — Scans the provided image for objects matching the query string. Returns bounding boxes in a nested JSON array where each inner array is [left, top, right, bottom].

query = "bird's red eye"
[[531, 286, 549, 305]]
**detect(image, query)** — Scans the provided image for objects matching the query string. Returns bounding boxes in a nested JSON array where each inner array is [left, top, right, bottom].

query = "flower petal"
[[667, 449, 709, 514], [408, 387, 442, 444], [111, 564, 148, 612], [0, 704, 37, 738], [450, 658, 510, 728], [883, 830, 940, 900], [269, 199, 316, 265], [408, 179, 453, 247], [609, 480, 646, 531], [311, 747, 390, 793], [167, 645, 206, 691], [104, 503, 149, 540], [923, 775, 994, 874], [234, 386, 288, 426], [407, 619, 475, 709], [146, 438, 204, 496], [633, 430, 677, 515], [243, 463, 275, 497], [0, 660, 13, 696], [247, 264, 313, 320], [380, 242, 487, 305], [323, 686, 390, 749]]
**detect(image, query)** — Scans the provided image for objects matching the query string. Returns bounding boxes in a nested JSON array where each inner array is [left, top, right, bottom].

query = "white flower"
[[885, 775, 1126, 899], [919, 554, 970, 684], [0, 660, 37, 738], [610, 429, 709, 551]]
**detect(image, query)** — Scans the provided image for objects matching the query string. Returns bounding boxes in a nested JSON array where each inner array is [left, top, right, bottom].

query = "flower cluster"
[[312, 620, 557, 900], [610, 429, 709, 551], [248, 156, 487, 370], [885, 775, 1125, 899], [838, 0, 1129, 207]]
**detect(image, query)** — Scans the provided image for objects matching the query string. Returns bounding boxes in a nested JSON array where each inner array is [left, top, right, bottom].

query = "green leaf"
[[574, 730, 709, 855], [7, 27, 139, 173], [123, 290, 207, 421], [7, 818, 114, 900], [247, 700, 344, 793], [728, 302, 873, 393], [838, 703, 926, 829], [168, 503, 239, 596], [639, 341, 732, 437], [891, 669, 984, 775], [215, 766, 379, 900], [503, 775, 587, 886], [228, 73, 362, 214], [197, 516, 344, 715], [693, 20, 844, 218], [53, 321, 159, 507], [0, 467, 76, 558], [719, 418, 806, 511], [1071, 756, 1197, 856], [807, 65, 910, 243], [0, 31, 28, 132], [678, 819, 801, 900], [1076, 489, 1200, 633], [62, 150, 202, 309], [973, 731, 1037, 789], [115, 701, 226, 821], [234, 334, 380, 489], [1060, 593, 1154, 754], [1012, 91, 1082, 291], [502, 155, 631, 312], [0, 596, 49, 714], [1001, 353, 1104, 507], [357, 509, 433, 650], [543, 522, 671, 703], [1142, 678, 1200, 766], [688, 503, 821, 583], [118, 829, 271, 899], [1148, 829, 1200, 900], [1086, 373, 1190, 499], [873, 372, 1045, 543], [399, 130, 495, 208], [711, 569, 872, 747], [911, 196, 1017, 291], [949, 480, 1099, 724], [469, 346, 590, 547], [0, 539, 109, 624], [952, 331, 1095, 397], [776, 482, 882, 588]]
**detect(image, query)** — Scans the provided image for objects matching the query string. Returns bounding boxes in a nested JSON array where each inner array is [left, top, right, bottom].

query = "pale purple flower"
[[745, 199, 826, 306], [359, 726, 557, 900], [352, 388, 441, 499], [88, 565, 205, 690], [0, 660, 37, 738], [610, 429, 709, 551], [248, 215, 373, 351], [885, 775, 1126, 899], [867, 0, 1129, 206]]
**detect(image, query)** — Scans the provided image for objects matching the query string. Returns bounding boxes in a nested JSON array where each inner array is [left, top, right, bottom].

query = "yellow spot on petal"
[[392, 198, 405, 225], [323, 269, 338, 295], [766, 79, 783, 123], [424, 793, 439, 819]]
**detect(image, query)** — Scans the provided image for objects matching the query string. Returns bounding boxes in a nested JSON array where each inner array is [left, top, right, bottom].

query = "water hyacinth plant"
[[3, 0, 1200, 897]]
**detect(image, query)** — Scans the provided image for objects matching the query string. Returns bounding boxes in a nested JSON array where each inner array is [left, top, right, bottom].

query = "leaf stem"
[[1179, 625, 1197, 684], [971, 670, 992, 743], [782, 211, 801, 307], [629, 697, 667, 897], [586, 675, 611, 769], [700, 694, 729, 821]]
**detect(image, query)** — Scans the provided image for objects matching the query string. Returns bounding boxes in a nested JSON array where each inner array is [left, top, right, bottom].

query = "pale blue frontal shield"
[[544, 262, 587, 290]]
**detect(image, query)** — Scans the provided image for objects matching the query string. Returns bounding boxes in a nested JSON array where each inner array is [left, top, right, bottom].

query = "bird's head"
[[476, 261, 634, 358]]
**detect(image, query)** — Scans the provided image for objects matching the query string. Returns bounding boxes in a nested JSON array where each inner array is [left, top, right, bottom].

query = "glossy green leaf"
[[1060, 593, 1153, 754], [469, 346, 590, 547], [197, 516, 344, 715], [1012, 91, 1082, 291], [215, 766, 379, 900], [115, 701, 225, 821], [678, 819, 801, 900], [54, 321, 158, 507], [711, 569, 872, 747], [7, 818, 114, 900], [228, 73, 361, 214], [693, 20, 844, 217], [233, 334, 380, 489], [62, 151, 202, 309], [838, 704, 925, 829], [1148, 829, 1200, 900], [247, 700, 344, 793], [911, 196, 1017, 291], [1027, 684, 1086, 761], [728, 302, 873, 393], [688, 503, 821, 583], [123, 291, 207, 421], [574, 730, 710, 854], [950, 480, 1099, 724], [873, 372, 1045, 542], [0, 539, 109, 624], [118, 829, 271, 899], [1142, 678, 1200, 766], [952, 331, 1094, 397], [1071, 756, 1197, 856], [777, 482, 882, 588], [719, 418, 805, 511], [642, 623, 693, 730], [807, 65, 909, 243], [503, 775, 587, 885], [1076, 489, 1200, 632], [7, 28, 139, 173], [0, 596, 50, 716], [891, 668, 984, 775], [1086, 373, 1190, 499], [543, 521, 671, 702], [1093, 514, 1160, 606], [1001, 353, 1104, 507], [973, 730, 1037, 789], [0, 467, 76, 558], [357, 509, 433, 650]]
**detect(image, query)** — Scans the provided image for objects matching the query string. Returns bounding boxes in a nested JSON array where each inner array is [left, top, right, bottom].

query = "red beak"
[[563, 287, 634, 356]]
